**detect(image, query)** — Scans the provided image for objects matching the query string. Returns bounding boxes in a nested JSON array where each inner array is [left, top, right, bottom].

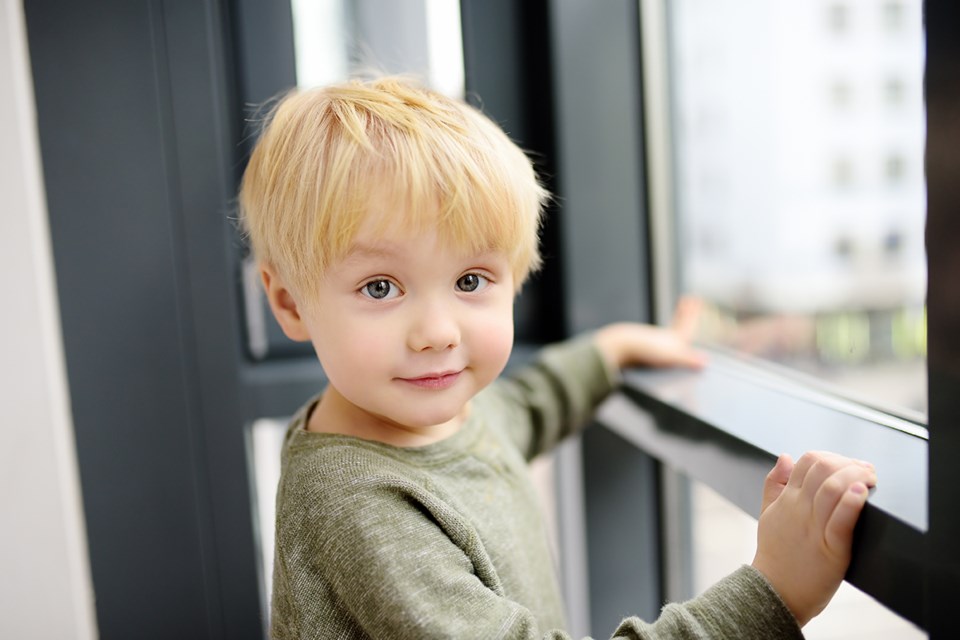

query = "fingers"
[[786, 451, 827, 489], [813, 463, 877, 541], [761, 453, 794, 513], [787, 451, 877, 555], [823, 481, 870, 555], [788, 451, 872, 492]]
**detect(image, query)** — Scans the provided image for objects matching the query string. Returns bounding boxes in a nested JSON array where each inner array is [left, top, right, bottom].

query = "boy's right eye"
[[361, 279, 400, 300]]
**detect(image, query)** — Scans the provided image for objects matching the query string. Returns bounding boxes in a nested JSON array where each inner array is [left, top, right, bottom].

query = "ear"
[[260, 265, 312, 342]]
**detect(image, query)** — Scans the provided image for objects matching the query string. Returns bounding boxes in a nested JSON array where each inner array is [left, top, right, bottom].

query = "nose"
[[406, 299, 461, 352]]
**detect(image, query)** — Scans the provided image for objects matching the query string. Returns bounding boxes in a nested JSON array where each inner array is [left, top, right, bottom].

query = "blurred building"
[[672, 0, 925, 315]]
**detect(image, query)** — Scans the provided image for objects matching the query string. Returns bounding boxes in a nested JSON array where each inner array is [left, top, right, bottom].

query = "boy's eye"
[[456, 273, 489, 293], [361, 279, 400, 300]]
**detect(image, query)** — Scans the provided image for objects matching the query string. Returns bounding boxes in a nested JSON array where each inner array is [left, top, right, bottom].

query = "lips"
[[398, 370, 462, 390]]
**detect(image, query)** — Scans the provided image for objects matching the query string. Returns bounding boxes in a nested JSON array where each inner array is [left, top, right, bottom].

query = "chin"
[[406, 413, 461, 430], [396, 405, 466, 430]]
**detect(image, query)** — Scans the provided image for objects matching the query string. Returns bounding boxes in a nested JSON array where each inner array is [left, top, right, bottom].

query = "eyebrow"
[[342, 243, 400, 261], [343, 241, 508, 265]]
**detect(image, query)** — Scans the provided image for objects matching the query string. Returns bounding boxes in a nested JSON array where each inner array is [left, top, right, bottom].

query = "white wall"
[[0, 0, 97, 637]]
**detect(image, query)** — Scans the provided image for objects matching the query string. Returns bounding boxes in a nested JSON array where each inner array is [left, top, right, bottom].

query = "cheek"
[[490, 320, 514, 358], [476, 306, 515, 369], [311, 316, 395, 383]]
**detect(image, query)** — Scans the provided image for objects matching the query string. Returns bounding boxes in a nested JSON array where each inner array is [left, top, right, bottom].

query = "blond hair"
[[239, 76, 548, 304]]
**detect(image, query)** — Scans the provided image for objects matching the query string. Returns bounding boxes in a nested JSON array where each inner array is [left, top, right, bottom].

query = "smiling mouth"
[[398, 371, 462, 390]]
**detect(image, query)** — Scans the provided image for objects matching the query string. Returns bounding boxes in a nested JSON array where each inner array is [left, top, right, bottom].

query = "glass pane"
[[667, 0, 927, 416], [290, 0, 464, 96]]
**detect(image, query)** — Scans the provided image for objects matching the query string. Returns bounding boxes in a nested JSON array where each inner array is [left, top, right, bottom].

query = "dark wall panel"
[[24, 1, 262, 637]]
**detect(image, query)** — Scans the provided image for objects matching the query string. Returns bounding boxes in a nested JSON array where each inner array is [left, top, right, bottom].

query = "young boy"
[[240, 76, 877, 639]]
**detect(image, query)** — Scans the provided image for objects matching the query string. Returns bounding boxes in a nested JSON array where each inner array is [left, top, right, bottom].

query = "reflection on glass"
[[290, 0, 464, 96], [668, 0, 927, 415]]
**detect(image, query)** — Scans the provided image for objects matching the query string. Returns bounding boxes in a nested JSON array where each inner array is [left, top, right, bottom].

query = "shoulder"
[[279, 435, 425, 508], [275, 432, 476, 538], [274, 439, 432, 560], [273, 436, 484, 580]]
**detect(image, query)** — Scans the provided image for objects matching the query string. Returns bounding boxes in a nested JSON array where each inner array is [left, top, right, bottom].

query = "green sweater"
[[270, 338, 803, 639]]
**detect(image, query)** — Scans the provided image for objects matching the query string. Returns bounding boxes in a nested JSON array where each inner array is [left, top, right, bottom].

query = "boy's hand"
[[594, 296, 707, 370], [751, 451, 878, 627]]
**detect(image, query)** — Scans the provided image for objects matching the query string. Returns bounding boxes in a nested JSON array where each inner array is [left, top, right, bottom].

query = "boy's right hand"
[[751, 451, 878, 627]]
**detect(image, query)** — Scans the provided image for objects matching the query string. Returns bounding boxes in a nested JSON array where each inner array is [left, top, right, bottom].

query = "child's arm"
[[494, 297, 705, 460], [592, 296, 707, 371], [751, 451, 877, 626]]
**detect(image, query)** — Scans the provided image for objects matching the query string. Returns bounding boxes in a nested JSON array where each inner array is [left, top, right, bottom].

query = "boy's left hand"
[[594, 296, 707, 370]]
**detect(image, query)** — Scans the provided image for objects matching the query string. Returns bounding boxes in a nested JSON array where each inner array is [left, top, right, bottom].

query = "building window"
[[884, 154, 907, 184], [830, 79, 853, 108], [884, 77, 906, 106], [828, 2, 851, 34], [831, 156, 856, 188], [883, 1, 905, 32]]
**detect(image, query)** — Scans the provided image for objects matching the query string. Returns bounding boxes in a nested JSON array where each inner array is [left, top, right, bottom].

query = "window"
[[829, 78, 853, 108], [828, 3, 851, 34], [636, 0, 930, 635], [664, 0, 927, 416], [884, 76, 906, 106], [883, 1, 906, 32]]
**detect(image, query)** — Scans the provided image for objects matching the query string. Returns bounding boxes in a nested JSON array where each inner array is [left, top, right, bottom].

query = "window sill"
[[596, 352, 927, 629]]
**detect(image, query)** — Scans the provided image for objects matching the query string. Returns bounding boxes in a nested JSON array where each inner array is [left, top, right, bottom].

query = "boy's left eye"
[[456, 273, 489, 292]]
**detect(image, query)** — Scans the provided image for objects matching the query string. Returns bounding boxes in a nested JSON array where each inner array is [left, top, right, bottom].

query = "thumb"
[[761, 454, 794, 513]]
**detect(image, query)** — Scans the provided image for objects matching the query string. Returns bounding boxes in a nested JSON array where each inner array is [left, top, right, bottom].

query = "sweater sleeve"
[[611, 566, 805, 639], [493, 334, 620, 461]]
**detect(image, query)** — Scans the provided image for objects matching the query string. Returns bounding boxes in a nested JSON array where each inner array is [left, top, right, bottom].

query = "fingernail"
[[850, 483, 867, 495]]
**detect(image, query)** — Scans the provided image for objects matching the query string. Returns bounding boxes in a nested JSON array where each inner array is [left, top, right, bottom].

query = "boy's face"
[[265, 213, 516, 443]]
